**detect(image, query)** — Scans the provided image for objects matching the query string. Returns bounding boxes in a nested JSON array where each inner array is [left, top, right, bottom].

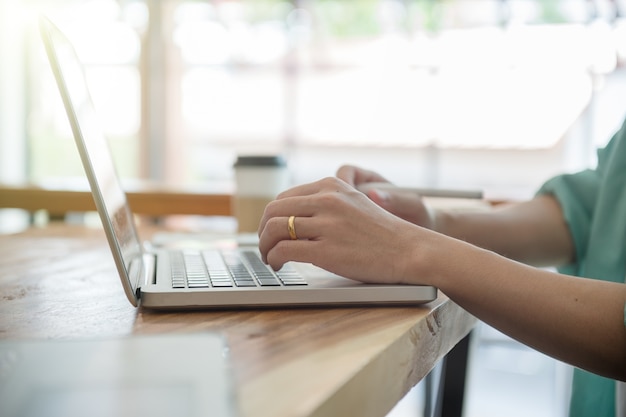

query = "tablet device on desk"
[[0, 333, 238, 417], [40, 16, 437, 309]]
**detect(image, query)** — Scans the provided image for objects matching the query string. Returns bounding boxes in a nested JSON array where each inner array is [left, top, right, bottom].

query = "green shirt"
[[537, 117, 626, 417]]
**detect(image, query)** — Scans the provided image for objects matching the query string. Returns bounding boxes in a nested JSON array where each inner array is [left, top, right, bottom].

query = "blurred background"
[[2, 0, 626, 198], [1, 0, 626, 416]]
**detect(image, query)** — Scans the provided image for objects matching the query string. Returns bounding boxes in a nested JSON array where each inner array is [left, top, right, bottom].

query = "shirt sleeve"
[[535, 130, 619, 275], [536, 170, 600, 274]]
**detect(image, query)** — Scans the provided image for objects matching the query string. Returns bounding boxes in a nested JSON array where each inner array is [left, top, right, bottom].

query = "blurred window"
[[24, 0, 144, 181], [3, 0, 626, 191]]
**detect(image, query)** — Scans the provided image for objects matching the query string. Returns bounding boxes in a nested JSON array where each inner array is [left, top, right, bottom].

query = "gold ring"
[[287, 215, 297, 240]]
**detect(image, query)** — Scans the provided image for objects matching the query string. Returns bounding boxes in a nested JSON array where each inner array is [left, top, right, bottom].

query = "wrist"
[[400, 227, 446, 287]]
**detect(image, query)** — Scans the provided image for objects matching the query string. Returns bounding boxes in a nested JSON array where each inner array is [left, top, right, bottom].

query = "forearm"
[[432, 195, 574, 267], [410, 236, 626, 380], [258, 176, 625, 379]]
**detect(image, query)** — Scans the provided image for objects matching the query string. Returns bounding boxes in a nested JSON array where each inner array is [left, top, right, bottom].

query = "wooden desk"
[[0, 182, 232, 216], [0, 225, 476, 417]]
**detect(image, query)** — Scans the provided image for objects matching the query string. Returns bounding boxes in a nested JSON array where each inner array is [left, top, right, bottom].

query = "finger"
[[258, 215, 289, 263], [258, 215, 316, 264], [258, 195, 317, 237], [366, 188, 432, 227], [357, 181, 395, 195], [367, 188, 391, 207], [365, 187, 417, 208], [260, 177, 355, 234], [264, 239, 321, 271], [336, 165, 358, 185]]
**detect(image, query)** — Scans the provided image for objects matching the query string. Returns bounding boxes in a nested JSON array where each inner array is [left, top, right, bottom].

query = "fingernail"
[[373, 189, 390, 203]]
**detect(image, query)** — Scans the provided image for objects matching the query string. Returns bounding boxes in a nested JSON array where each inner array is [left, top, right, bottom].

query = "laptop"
[[39, 16, 438, 309]]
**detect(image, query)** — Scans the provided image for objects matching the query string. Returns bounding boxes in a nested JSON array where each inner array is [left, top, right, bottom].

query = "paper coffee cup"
[[233, 155, 289, 233]]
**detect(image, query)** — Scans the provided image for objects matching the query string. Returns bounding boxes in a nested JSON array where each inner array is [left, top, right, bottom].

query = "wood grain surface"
[[0, 225, 476, 417]]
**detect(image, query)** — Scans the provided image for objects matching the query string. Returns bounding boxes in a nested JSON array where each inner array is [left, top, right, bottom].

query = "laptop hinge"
[[141, 253, 156, 290]]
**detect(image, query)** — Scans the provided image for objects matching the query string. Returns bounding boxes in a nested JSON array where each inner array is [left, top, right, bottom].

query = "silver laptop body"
[[40, 16, 437, 309]]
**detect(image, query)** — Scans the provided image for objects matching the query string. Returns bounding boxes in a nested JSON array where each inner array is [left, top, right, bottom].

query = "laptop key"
[[172, 280, 186, 289], [170, 251, 187, 288], [275, 265, 307, 285], [257, 278, 281, 286], [183, 251, 209, 287], [211, 281, 234, 288], [188, 282, 210, 288], [234, 279, 257, 287]]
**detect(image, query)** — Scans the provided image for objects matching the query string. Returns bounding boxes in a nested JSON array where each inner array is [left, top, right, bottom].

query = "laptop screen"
[[41, 17, 144, 306]]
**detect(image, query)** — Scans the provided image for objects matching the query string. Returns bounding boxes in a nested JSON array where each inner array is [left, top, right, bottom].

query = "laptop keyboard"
[[170, 249, 307, 289]]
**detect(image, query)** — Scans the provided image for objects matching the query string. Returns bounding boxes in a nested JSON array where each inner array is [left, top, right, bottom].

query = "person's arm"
[[258, 176, 626, 381], [409, 232, 626, 381], [337, 164, 575, 267], [432, 195, 575, 267]]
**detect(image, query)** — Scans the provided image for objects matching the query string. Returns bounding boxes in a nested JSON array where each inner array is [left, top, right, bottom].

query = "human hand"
[[257, 177, 427, 284], [336, 165, 435, 229], [336, 165, 390, 188]]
